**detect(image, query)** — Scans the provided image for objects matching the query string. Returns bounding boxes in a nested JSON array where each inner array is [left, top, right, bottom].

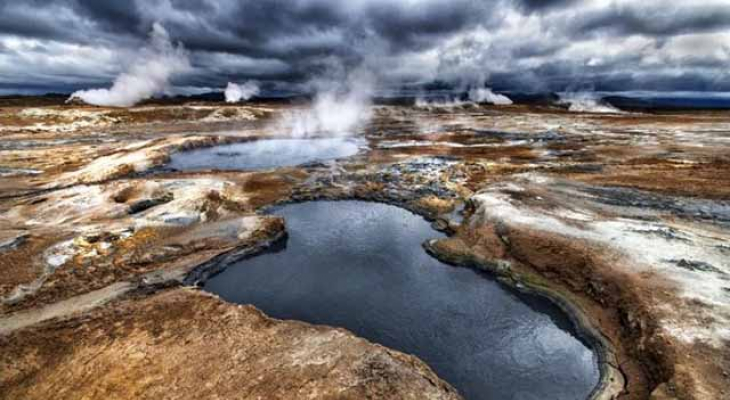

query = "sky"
[[0, 0, 729, 95]]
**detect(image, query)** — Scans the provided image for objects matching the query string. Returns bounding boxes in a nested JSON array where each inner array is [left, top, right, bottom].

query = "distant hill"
[[0, 93, 69, 107], [604, 95, 730, 112], [2, 89, 729, 112]]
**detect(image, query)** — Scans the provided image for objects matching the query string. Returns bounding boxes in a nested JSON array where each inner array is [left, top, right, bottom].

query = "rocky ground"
[[0, 99, 728, 399]]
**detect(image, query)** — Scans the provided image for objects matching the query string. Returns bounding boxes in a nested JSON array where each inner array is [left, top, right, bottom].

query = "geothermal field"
[[1, 95, 728, 400], [1, 2, 730, 400]]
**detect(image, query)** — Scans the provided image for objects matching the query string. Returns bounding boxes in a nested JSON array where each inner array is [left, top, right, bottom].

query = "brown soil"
[[0, 288, 460, 400]]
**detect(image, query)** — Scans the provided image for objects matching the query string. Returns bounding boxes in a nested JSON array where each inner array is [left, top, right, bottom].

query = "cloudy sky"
[[0, 0, 729, 95]]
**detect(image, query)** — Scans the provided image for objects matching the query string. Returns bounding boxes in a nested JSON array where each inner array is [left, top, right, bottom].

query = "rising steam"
[[415, 96, 468, 108], [224, 81, 260, 103], [281, 69, 374, 137], [468, 87, 513, 105], [68, 23, 190, 107], [416, 87, 512, 108], [558, 92, 622, 114]]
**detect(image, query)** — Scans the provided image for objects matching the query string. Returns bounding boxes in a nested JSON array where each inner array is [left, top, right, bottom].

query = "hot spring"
[[202, 201, 600, 400], [168, 137, 363, 171]]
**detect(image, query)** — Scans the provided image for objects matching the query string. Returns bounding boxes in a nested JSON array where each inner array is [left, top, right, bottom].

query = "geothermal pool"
[[168, 138, 362, 171], [203, 201, 599, 400]]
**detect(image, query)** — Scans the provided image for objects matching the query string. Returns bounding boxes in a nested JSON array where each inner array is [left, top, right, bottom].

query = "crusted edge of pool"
[[422, 239, 625, 400], [187, 195, 617, 400]]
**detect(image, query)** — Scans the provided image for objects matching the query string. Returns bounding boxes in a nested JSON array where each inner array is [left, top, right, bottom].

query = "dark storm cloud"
[[0, 1, 81, 42], [363, 1, 491, 50], [0, 0, 728, 94], [510, 42, 564, 59], [575, 3, 730, 37], [515, 0, 578, 12], [157, 0, 494, 62], [71, 1, 145, 35]]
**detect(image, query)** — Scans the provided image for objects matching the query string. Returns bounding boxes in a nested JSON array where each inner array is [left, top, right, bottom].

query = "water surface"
[[168, 138, 362, 171], [204, 201, 599, 400]]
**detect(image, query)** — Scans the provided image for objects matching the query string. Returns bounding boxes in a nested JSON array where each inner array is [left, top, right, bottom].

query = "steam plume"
[[68, 23, 190, 107], [468, 87, 513, 105], [558, 92, 622, 113], [281, 68, 374, 137], [415, 96, 468, 108], [224, 81, 260, 103], [415, 87, 512, 108]]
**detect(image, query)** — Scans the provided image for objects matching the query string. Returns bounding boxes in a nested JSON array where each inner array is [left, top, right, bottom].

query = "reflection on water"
[[204, 201, 599, 400], [168, 138, 362, 171]]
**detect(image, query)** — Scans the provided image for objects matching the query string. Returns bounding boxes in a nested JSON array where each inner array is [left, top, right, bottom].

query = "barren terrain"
[[1, 99, 728, 399]]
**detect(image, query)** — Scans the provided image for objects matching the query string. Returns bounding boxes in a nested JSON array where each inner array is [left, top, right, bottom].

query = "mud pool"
[[167, 138, 363, 171], [203, 201, 600, 400]]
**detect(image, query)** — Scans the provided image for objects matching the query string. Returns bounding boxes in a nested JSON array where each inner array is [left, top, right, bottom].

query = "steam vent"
[[1, 2, 729, 400]]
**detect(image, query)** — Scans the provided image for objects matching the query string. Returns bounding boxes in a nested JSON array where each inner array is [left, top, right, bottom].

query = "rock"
[[0, 231, 28, 252], [0, 288, 461, 400], [127, 193, 173, 214]]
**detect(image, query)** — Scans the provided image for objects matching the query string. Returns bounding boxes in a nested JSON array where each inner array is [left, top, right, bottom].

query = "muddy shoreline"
[[186, 193, 620, 399]]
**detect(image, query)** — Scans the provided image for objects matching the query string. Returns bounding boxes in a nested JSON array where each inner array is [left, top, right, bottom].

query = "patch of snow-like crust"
[[0, 108, 120, 133], [471, 175, 730, 347]]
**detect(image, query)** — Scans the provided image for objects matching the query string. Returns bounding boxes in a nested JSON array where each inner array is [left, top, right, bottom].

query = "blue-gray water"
[[168, 138, 361, 171], [204, 201, 599, 400]]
